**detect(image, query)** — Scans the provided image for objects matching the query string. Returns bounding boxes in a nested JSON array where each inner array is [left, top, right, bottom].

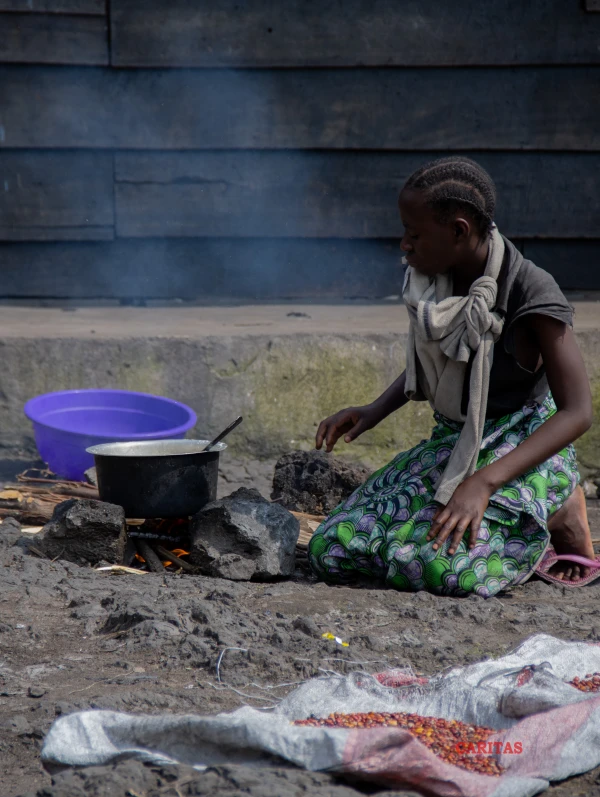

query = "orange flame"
[[134, 548, 190, 567], [163, 548, 190, 567]]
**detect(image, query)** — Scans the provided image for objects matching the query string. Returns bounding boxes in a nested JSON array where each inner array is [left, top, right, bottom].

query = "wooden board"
[[0, 478, 99, 524], [9, 238, 600, 299], [0, 1, 104, 12], [0, 238, 596, 299], [0, 13, 107, 65], [522, 241, 600, 291], [0, 238, 405, 298], [114, 152, 600, 240], [110, 0, 600, 67], [1, 65, 599, 150], [0, 226, 114, 242], [291, 511, 325, 548], [0, 239, 596, 296], [0, 153, 114, 242]]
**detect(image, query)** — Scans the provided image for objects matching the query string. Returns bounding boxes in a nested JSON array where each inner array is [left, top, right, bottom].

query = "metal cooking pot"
[[86, 439, 227, 518]]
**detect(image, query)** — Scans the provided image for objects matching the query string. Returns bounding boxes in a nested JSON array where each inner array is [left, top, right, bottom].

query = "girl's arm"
[[370, 369, 410, 419], [428, 315, 592, 554], [478, 315, 592, 491]]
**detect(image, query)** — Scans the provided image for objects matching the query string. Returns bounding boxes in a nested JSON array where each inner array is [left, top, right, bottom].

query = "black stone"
[[189, 487, 299, 581], [271, 450, 371, 514], [0, 517, 23, 548], [292, 616, 321, 638], [35, 499, 126, 566]]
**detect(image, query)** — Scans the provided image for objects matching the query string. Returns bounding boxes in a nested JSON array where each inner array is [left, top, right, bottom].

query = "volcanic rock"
[[292, 616, 321, 638], [271, 450, 371, 514], [189, 487, 299, 581], [21, 759, 383, 797], [0, 517, 22, 548], [35, 499, 127, 566]]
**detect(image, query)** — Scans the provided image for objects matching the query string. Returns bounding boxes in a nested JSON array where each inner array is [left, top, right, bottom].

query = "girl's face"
[[398, 188, 470, 278]]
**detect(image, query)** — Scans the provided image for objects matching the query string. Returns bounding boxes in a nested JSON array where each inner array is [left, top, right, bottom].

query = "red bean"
[[293, 711, 503, 776], [570, 672, 600, 692]]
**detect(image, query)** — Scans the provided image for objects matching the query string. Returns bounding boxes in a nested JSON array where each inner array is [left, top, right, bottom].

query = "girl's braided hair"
[[403, 156, 496, 238]]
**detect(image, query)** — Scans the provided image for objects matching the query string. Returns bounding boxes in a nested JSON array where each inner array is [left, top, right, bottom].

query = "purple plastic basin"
[[24, 389, 197, 481]]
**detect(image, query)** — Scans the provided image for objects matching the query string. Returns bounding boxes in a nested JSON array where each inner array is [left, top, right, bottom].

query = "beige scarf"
[[402, 226, 505, 505]]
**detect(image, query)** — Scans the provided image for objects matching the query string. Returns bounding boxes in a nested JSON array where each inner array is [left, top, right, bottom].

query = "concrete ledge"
[[2, 303, 600, 475]]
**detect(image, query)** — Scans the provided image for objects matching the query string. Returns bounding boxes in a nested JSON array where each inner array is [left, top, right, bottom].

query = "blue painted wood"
[[0, 239, 404, 299], [114, 151, 600, 240], [0, 13, 108, 65], [0, 66, 598, 149], [0, 152, 114, 241], [3, 238, 594, 300], [0, 1, 597, 294], [523, 241, 600, 290], [0, 1, 104, 12], [110, 0, 600, 67]]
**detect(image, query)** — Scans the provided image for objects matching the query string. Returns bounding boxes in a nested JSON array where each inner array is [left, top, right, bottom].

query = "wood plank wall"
[[1, 0, 599, 300]]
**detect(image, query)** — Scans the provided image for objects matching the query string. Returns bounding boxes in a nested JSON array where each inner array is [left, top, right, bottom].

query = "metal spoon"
[[203, 416, 243, 452]]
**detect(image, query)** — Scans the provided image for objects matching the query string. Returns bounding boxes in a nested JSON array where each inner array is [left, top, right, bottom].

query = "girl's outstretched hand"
[[315, 405, 382, 453], [426, 474, 493, 555]]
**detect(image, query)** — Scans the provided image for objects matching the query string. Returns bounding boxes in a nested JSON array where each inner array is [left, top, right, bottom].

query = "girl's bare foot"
[[546, 485, 595, 581]]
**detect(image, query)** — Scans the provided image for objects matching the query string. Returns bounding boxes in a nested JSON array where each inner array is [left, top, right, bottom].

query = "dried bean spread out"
[[294, 712, 504, 776], [570, 673, 600, 692]]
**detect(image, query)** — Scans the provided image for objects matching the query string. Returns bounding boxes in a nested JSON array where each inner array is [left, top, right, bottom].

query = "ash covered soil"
[[3, 505, 600, 797]]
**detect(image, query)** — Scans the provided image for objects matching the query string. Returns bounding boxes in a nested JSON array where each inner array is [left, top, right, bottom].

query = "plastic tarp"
[[41, 634, 600, 796]]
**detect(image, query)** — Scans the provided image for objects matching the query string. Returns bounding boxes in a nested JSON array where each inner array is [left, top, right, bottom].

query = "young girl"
[[309, 156, 595, 597]]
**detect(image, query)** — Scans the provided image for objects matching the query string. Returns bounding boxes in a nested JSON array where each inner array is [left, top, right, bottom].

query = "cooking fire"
[[126, 518, 194, 574]]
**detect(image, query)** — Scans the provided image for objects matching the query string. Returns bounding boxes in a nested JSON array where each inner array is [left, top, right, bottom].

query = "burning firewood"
[[155, 545, 195, 573], [133, 539, 166, 573]]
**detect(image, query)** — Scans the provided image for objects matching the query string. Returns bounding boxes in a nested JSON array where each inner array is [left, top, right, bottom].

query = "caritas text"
[[456, 741, 523, 755]]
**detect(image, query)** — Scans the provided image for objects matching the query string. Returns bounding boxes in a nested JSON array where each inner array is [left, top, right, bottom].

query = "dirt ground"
[[3, 489, 600, 796]]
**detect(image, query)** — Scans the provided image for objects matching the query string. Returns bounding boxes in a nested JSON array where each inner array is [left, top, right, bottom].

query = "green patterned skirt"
[[308, 395, 579, 597]]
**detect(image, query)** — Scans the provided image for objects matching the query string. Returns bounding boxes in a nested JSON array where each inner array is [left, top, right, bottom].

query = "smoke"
[[3, 6, 594, 300], [0, 54, 410, 303]]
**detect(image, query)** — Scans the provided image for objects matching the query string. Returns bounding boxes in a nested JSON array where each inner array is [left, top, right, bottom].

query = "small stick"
[[96, 565, 149, 575], [290, 510, 327, 522], [26, 545, 49, 560], [16, 473, 99, 491], [134, 540, 166, 573], [8, 483, 99, 500], [0, 509, 24, 520], [155, 545, 196, 573], [51, 548, 65, 563]]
